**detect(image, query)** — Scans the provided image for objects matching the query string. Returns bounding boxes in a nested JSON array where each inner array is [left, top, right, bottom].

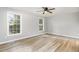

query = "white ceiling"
[[10, 7, 79, 17]]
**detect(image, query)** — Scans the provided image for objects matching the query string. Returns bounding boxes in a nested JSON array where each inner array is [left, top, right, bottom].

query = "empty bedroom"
[[0, 7, 79, 52]]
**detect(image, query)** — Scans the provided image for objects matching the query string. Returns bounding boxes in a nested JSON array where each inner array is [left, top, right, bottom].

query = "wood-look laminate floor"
[[0, 34, 79, 52]]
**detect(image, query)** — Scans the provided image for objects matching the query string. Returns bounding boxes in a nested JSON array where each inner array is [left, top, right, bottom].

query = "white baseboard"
[[47, 33, 79, 39], [0, 33, 44, 45], [1, 32, 78, 45]]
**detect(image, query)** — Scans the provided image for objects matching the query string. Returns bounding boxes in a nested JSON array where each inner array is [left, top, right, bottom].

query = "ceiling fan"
[[40, 7, 55, 14]]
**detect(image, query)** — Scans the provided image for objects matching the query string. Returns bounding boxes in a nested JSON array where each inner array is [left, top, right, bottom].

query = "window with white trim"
[[39, 18, 44, 31], [7, 12, 22, 35]]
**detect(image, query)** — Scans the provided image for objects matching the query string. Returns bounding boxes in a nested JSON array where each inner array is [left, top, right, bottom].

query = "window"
[[7, 12, 22, 35], [39, 18, 44, 31]]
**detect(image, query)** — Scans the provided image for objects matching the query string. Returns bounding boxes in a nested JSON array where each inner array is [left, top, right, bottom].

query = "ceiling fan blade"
[[49, 8, 55, 10], [49, 11, 52, 13], [47, 10, 52, 13]]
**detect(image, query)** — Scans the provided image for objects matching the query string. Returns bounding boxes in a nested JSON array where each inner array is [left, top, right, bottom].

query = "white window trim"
[[7, 11, 22, 36]]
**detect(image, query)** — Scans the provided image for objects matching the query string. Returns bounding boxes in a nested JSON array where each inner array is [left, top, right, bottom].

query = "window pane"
[[39, 19, 43, 24], [39, 25, 43, 31]]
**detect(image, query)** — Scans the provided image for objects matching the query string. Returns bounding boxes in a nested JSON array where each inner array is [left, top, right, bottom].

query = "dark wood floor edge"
[[45, 33, 79, 40], [0, 33, 45, 45]]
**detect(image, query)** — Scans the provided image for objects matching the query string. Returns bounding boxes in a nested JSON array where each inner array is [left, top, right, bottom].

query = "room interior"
[[0, 7, 79, 52]]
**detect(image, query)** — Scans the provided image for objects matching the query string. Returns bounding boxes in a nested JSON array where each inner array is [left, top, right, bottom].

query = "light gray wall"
[[1, 7, 79, 43], [46, 12, 79, 38], [0, 7, 45, 43]]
